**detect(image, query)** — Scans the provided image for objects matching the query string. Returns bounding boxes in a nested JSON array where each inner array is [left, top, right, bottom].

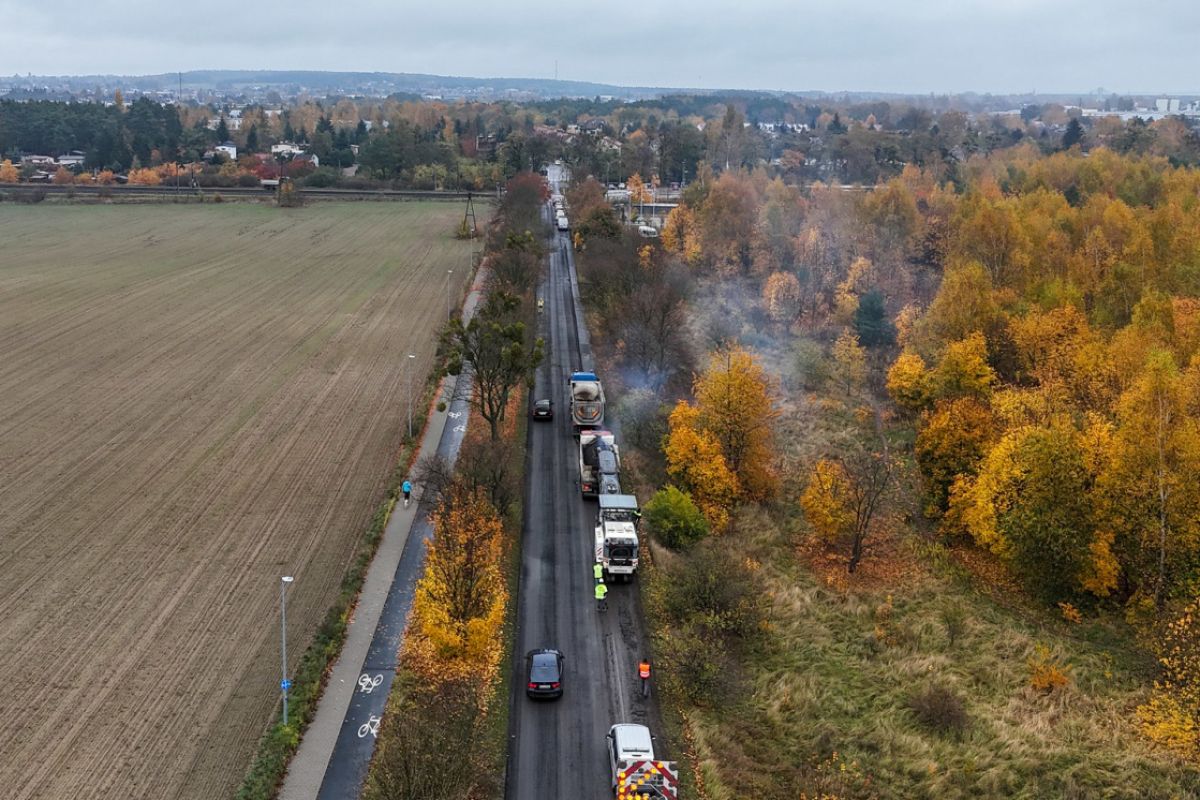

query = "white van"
[[637, 225, 659, 239], [556, 215, 569, 231], [607, 724, 654, 790]]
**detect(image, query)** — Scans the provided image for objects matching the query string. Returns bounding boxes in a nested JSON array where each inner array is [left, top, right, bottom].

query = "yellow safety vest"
[[595, 583, 608, 600]]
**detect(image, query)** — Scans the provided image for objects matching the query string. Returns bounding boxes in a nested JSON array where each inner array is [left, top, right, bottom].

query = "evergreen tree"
[[1062, 117, 1084, 150], [215, 116, 229, 142], [854, 289, 896, 347], [246, 124, 259, 153]]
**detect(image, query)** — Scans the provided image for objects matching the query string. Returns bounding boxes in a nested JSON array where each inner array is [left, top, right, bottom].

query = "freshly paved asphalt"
[[503, 201, 664, 799]]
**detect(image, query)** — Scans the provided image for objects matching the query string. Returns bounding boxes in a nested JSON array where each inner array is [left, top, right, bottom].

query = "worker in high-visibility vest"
[[593, 562, 604, 582], [638, 657, 651, 697], [595, 580, 608, 611]]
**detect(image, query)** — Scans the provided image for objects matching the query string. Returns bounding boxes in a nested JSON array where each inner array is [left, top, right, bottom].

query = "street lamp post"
[[406, 353, 416, 439], [446, 269, 453, 321], [280, 575, 294, 726]]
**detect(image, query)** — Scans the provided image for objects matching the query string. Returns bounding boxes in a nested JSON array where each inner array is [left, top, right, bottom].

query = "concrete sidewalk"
[[280, 261, 489, 800]]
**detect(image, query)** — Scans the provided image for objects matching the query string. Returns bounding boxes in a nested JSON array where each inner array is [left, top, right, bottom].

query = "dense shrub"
[[907, 684, 969, 736], [302, 168, 340, 188], [656, 541, 765, 706], [644, 486, 709, 550], [792, 337, 830, 391]]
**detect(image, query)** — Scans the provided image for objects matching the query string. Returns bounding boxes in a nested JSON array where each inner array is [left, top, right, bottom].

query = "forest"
[[568, 142, 1200, 796]]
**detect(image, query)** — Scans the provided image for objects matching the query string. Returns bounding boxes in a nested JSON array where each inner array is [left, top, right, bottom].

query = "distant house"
[[56, 150, 86, 168], [21, 154, 56, 167], [271, 142, 305, 158], [216, 141, 237, 160], [293, 152, 319, 168], [475, 134, 497, 155]]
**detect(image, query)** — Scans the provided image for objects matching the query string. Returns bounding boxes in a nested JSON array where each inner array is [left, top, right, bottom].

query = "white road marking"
[[357, 715, 381, 738], [357, 673, 383, 694]]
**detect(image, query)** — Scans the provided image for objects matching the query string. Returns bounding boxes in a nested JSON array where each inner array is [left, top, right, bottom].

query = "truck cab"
[[596, 493, 640, 581]]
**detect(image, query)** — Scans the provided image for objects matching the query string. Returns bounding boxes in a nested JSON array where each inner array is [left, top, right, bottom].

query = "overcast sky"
[[2, 0, 1198, 94]]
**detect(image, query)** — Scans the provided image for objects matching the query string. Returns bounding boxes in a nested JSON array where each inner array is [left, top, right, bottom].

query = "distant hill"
[[2, 69, 696, 101]]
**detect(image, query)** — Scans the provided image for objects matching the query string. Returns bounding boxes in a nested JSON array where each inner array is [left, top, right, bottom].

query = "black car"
[[531, 399, 554, 420], [526, 648, 564, 699]]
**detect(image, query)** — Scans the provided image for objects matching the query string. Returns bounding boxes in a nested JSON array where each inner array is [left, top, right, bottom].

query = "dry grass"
[[680, 374, 1200, 800]]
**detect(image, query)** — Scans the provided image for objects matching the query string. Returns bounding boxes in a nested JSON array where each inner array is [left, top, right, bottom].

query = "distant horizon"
[[4, 68, 1197, 100]]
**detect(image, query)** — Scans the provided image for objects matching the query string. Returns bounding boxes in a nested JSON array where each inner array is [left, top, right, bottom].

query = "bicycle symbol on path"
[[358, 715, 381, 738], [448, 411, 462, 419], [453, 424, 466, 432], [357, 673, 383, 694]]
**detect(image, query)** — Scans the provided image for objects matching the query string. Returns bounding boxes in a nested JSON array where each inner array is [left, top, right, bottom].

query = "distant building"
[[271, 142, 305, 158], [21, 154, 56, 167], [293, 152, 319, 168], [56, 150, 86, 167], [216, 142, 237, 160]]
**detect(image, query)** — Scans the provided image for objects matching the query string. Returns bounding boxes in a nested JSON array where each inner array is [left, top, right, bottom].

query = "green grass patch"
[[678, 503, 1200, 800]]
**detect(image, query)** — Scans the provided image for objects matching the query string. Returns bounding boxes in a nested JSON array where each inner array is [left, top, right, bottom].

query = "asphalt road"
[[504, 202, 664, 799]]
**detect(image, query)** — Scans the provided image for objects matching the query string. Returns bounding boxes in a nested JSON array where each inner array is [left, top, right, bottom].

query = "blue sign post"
[[280, 576, 295, 725]]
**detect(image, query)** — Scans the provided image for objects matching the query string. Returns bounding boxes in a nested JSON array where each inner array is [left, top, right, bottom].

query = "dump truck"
[[607, 723, 679, 798], [568, 371, 605, 434], [595, 493, 640, 581], [579, 430, 620, 497]]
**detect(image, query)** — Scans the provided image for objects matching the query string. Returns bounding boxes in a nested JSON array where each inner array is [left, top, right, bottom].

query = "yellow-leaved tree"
[[0, 159, 18, 182], [1098, 349, 1200, 608], [800, 449, 894, 573], [762, 271, 801, 326], [663, 346, 779, 526], [664, 401, 739, 530], [661, 204, 703, 266], [692, 346, 780, 501], [831, 330, 868, 397], [886, 350, 931, 413], [406, 488, 507, 690]]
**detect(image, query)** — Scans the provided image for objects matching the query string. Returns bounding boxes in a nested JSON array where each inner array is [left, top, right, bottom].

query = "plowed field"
[[0, 202, 475, 799]]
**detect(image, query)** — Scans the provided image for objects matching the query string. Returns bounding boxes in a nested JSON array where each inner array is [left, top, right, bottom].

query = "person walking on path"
[[638, 657, 651, 698], [402, 480, 412, 508], [595, 580, 608, 612]]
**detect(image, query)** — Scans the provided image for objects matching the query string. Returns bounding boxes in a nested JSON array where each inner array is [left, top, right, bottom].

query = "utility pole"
[[463, 192, 477, 237], [446, 269, 454, 321]]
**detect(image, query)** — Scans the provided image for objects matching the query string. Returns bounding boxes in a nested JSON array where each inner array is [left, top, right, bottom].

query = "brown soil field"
[[0, 202, 476, 799]]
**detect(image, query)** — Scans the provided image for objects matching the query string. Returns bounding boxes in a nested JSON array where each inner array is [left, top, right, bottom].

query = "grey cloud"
[[0, 0, 1197, 93]]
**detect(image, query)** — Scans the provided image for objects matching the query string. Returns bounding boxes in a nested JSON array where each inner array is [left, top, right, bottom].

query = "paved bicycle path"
[[280, 264, 487, 800]]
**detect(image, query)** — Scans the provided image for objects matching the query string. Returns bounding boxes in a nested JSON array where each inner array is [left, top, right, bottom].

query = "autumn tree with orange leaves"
[[801, 448, 895, 573], [664, 347, 779, 528], [405, 488, 507, 691]]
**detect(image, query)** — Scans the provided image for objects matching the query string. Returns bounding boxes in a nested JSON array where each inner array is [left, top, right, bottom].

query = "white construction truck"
[[595, 493, 640, 581], [579, 429, 620, 498], [568, 371, 605, 434], [607, 723, 679, 798]]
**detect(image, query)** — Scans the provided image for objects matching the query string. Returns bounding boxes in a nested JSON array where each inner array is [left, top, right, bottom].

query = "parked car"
[[526, 649, 564, 699], [532, 399, 554, 420]]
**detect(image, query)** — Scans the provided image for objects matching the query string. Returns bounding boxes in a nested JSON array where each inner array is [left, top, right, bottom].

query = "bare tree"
[[842, 447, 895, 573]]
